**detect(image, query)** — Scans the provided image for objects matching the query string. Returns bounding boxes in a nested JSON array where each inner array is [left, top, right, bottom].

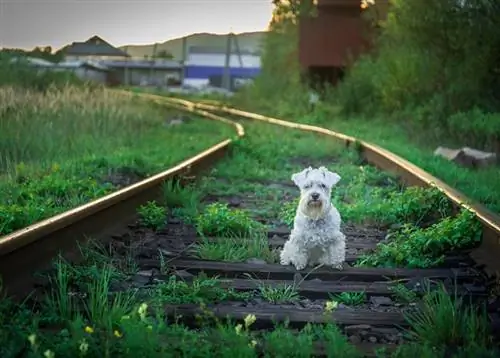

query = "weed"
[[137, 201, 167, 230], [357, 209, 482, 268], [149, 275, 251, 305], [194, 234, 278, 263], [258, 283, 300, 304], [390, 284, 418, 304], [263, 324, 315, 358], [403, 283, 491, 349], [163, 180, 200, 209], [195, 202, 262, 237], [330, 291, 366, 306], [312, 324, 362, 358]]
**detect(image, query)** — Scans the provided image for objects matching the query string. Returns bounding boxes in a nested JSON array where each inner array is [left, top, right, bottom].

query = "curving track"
[[1, 91, 500, 356]]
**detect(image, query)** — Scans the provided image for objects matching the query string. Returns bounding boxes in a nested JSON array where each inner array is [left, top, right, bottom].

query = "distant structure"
[[299, 0, 389, 87], [61, 35, 130, 61], [183, 34, 262, 90], [57, 36, 182, 86]]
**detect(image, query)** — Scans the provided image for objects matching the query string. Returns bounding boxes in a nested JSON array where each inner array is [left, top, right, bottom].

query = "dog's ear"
[[318, 166, 341, 187], [291, 166, 312, 187]]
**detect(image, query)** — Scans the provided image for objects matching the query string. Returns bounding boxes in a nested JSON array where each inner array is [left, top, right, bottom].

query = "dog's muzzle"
[[308, 192, 322, 207]]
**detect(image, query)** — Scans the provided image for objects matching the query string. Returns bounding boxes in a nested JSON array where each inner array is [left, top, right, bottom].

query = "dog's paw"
[[332, 262, 344, 271], [293, 262, 307, 271], [280, 257, 290, 266]]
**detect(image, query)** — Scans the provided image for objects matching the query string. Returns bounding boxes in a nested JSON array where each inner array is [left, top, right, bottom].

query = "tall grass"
[[0, 85, 169, 174]]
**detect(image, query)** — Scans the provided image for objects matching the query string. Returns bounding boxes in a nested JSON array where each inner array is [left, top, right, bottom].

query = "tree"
[[156, 49, 173, 59]]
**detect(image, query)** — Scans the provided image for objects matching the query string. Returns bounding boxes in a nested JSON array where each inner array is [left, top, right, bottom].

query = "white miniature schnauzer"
[[280, 166, 346, 271]]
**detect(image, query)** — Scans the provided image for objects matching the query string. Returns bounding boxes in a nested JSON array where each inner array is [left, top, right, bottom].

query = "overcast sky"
[[0, 0, 273, 50]]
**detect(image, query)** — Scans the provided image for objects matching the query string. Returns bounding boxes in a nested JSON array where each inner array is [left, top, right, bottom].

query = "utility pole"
[[150, 42, 157, 86], [181, 36, 187, 85], [222, 32, 232, 91], [124, 46, 129, 86]]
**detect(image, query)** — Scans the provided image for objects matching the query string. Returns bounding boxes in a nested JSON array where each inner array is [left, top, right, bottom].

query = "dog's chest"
[[301, 218, 335, 249]]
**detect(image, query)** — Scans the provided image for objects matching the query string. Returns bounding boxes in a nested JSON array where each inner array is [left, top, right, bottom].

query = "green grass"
[[228, 96, 500, 215], [0, 85, 235, 236], [1, 107, 498, 356], [330, 292, 366, 307]]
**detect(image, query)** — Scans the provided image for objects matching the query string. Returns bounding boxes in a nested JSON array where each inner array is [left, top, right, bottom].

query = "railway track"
[[1, 91, 500, 357]]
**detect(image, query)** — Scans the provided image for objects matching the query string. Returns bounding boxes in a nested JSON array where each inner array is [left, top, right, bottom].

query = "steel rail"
[[136, 92, 500, 277], [0, 100, 244, 298]]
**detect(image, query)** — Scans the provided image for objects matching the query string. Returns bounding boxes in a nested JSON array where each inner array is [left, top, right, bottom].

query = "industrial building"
[[299, 0, 389, 86]]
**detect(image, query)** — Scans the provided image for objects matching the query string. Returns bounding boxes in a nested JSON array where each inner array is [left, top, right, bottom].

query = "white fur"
[[280, 166, 346, 271]]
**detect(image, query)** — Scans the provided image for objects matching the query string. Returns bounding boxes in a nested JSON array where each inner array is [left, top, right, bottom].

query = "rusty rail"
[[135, 92, 500, 278], [0, 100, 244, 298]]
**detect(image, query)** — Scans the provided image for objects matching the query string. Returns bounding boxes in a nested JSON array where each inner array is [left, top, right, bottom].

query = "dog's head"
[[291, 166, 341, 220]]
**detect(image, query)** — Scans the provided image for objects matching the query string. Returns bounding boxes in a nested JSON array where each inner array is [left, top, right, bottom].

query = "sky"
[[0, 0, 274, 50]]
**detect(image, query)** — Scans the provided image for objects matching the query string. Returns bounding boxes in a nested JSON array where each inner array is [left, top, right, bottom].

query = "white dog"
[[280, 166, 346, 271]]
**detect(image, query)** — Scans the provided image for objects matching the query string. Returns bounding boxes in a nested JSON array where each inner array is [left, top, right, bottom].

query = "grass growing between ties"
[[0, 85, 234, 236], [357, 208, 482, 268], [2, 250, 497, 358]]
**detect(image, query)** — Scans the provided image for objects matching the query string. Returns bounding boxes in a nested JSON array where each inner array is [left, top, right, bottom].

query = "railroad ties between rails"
[[97, 219, 488, 357], [1, 91, 500, 357]]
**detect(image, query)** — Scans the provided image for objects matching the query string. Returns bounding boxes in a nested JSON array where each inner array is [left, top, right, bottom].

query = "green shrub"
[[137, 201, 167, 230], [195, 202, 261, 237]]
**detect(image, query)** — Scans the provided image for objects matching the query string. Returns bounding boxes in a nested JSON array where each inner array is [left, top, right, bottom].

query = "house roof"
[[188, 46, 260, 56], [62, 35, 130, 57], [100, 59, 181, 70]]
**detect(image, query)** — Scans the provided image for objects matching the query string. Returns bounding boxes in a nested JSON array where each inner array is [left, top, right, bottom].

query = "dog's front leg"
[[320, 233, 345, 270], [280, 238, 308, 271]]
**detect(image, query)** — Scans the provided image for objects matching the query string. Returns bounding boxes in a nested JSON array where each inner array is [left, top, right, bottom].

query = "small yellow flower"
[[79, 339, 89, 354], [27, 334, 37, 346], [325, 300, 338, 312], [138, 302, 148, 319], [249, 339, 257, 348], [114, 330, 122, 338], [84, 326, 94, 334], [235, 323, 243, 335], [244, 314, 256, 328], [44, 350, 55, 358], [51, 163, 60, 172]]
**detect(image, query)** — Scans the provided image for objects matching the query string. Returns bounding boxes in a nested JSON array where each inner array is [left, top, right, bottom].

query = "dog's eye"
[[320, 183, 327, 189], [304, 184, 312, 189]]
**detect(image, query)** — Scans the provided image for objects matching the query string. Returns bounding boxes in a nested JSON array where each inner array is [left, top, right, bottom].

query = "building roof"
[[188, 46, 260, 56], [62, 35, 130, 57], [100, 59, 181, 70]]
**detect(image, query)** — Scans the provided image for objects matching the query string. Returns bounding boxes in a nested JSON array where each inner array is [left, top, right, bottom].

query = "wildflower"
[[44, 350, 55, 358], [244, 314, 256, 328], [114, 330, 122, 338], [325, 300, 338, 312], [51, 163, 60, 172], [84, 326, 94, 334], [235, 324, 243, 335], [249, 340, 257, 348], [138, 302, 148, 320], [79, 339, 89, 354], [28, 334, 37, 346]]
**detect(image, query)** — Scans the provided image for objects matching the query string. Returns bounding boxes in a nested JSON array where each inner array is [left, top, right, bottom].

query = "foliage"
[[195, 202, 261, 237], [330, 292, 366, 307], [0, 55, 84, 92], [403, 283, 492, 349], [334, 0, 500, 149], [357, 209, 482, 268], [148, 275, 251, 305], [137, 201, 167, 230], [0, 84, 233, 236]]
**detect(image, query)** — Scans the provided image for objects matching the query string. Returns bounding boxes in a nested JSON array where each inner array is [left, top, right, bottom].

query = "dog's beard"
[[300, 198, 326, 220]]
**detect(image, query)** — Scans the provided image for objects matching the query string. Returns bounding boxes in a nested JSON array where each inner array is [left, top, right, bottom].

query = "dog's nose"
[[311, 192, 320, 200]]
